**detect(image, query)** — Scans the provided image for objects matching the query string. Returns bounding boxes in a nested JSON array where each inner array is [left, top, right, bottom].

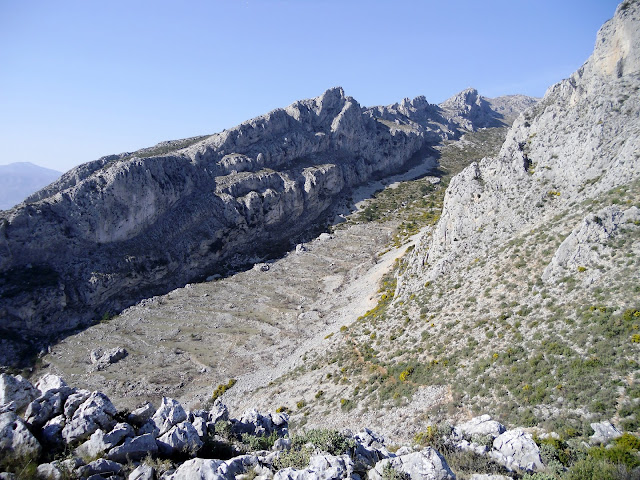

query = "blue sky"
[[0, 0, 621, 172]]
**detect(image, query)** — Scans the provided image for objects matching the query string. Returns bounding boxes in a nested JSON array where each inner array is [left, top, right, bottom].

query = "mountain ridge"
[[0, 87, 532, 354]]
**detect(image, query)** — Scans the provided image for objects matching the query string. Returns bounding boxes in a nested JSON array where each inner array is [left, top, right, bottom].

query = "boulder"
[[41, 415, 66, 445], [273, 438, 292, 451], [164, 458, 225, 480], [24, 387, 73, 428], [308, 454, 354, 478], [0, 374, 37, 410], [157, 421, 203, 456], [75, 422, 134, 459], [233, 409, 287, 437], [63, 389, 91, 418], [35, 374, 68, 395], [355, 428, 386, 448], [273, 454, 354, 480], [589, 421, 622, 445], [491, 429, 543, 472], [368, 447, 455, 480], [62, 392, 117, 444], [76, 458, 123, 478], [192, 416, 208, 438], [270, 412, 289, 429], [147, 397, 187, 437], [107, 433, 158, 463], [209, 402, 229, 424], [0, 412, 41, 458], [36, 462, 64, 480], [353, 442, 388, 471], [454, 415, 505, 439], [218, 454, 259, 478], [127, 402, 155, 427], [129, 464, 155, 480], [90, 347, 128, 370]]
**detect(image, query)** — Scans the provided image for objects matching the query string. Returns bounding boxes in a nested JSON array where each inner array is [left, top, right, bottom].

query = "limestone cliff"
[[402, 0, 640, 290], [0, 87, 528, 342]]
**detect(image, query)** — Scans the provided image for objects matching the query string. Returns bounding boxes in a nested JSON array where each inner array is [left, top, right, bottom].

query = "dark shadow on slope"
[[0, 147, 443, 372]]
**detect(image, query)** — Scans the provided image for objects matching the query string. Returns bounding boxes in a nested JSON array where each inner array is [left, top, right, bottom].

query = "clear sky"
[[0, 0, 621, 173]]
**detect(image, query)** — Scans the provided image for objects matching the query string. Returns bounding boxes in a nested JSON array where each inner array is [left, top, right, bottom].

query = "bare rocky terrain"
[[1, 2, 640, 479]]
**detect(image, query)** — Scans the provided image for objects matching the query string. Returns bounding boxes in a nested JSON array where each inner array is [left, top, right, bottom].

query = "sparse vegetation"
[[210, 378, 237, 402]]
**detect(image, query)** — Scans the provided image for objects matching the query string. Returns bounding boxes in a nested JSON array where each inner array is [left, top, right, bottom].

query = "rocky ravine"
[[0, 85, 533, 360]]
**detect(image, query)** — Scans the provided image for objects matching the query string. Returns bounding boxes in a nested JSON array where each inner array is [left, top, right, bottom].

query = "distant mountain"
[[0, 162, 62, 210]]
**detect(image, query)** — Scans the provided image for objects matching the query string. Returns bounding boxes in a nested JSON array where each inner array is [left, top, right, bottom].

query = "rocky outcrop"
[[368, 448, 455, 480], [490, 430, 543, 473], [401, 0, 640, 291], [90, 346, 128, 370], [0, 373, 37, 411], [0, 411, 41, 458], [589, 421, 623, 445], [542, 205, 640, 285], [0, 87, 532, 354], [4, 373, 636, 480]]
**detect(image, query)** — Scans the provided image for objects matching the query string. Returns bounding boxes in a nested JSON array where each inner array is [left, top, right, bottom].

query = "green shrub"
[[241, 430, 279, 451], [398, 367, 414, 382], [273, 448, 311, 470], [615, 432, 640, 451], [521, 473, 558, 480], [214, 420, 233, 440], [565, 456, 627, 480], [0, 453, 38, 480], [273, 428, 355, 471], [588, 444, 640, 470], [340, 398, 355, 411], [382, 463, 410, 480], [211, 378, 237, 402], [294, 429, 356, 456]]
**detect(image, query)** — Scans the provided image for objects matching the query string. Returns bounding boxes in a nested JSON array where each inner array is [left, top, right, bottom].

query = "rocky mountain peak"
[[586, 0, 640, 81], [439, 87, 480, 109]]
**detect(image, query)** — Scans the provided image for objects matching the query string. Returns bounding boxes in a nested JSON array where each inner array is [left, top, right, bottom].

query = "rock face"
[[0, 411, 41, 458], [542, 205, 640, 285], [589, 421, 623, 445], [490, 430, 543, 473], [61, 391, 117, 444], [402, 0, 640, 291], [0, 373, 37, 411], [368, 447, 456, 480], [0, 87, 532, 350]]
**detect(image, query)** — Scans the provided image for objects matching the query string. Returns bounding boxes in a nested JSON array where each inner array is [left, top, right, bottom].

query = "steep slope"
[[0, 87, 530, 358], [0, 162, 61, 210], [231, 1, 640, 441], [405, 0, 640, 286]]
